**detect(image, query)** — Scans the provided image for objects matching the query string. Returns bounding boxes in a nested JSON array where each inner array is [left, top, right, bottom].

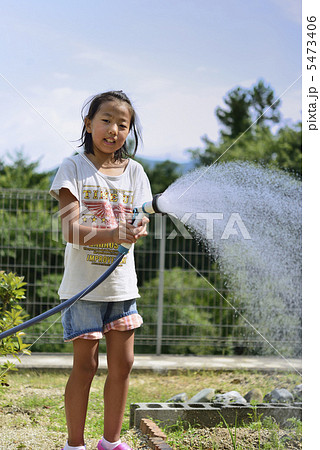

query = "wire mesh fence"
[[0, 189, 301, 356]]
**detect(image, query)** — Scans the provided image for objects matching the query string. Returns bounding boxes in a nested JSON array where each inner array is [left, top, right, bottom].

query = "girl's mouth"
[[104, 138, 115, 144]]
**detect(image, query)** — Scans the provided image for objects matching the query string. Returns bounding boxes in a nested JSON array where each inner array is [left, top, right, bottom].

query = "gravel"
[[0, 414, 302, 450]]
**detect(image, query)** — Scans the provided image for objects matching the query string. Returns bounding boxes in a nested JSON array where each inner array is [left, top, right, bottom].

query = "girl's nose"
[[108, 123, 117, 135]]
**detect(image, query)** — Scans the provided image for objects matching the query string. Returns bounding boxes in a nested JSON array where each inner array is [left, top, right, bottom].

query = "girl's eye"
[[102, 119, 110, 123], [120, 125, 128, 129]]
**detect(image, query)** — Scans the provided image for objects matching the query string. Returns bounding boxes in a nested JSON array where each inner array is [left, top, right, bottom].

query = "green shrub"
[[137, 266, 236, 354], [0, 271, 31, 386]]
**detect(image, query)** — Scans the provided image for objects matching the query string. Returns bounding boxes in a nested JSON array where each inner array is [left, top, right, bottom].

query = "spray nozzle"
[[118, 194, 164, 254], [139, 193, 165, 215]]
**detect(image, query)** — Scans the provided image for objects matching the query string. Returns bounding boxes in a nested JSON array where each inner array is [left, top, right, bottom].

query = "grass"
[[0, 368, 302, 449], [161, 416, 302, 450], [218, 412, 238, 448]]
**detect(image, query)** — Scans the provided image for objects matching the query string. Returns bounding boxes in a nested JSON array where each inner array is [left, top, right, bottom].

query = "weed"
[[262, 415, 279, 430], [280, 418, 302, 448], [219, 411, 238, 449], [262, 429, 284, 449], [0, 371, 302, 449], [162, 417, 192, 449], [247, 407, 264, 449], [286, 417, 302, 438]]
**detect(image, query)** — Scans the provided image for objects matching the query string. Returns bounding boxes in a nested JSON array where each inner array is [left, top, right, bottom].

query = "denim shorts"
[[61, 299, 143, 342]]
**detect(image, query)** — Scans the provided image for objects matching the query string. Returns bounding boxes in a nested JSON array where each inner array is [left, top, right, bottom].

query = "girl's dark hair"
[[79, 91, 141, 160]]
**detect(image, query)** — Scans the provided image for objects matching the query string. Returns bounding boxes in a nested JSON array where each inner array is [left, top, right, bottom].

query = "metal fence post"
[[156, 214, 166, 355]]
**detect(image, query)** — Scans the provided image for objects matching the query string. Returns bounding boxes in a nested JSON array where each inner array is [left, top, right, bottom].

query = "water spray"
[[0, 195, 164, 341], [1, 161, 302, 357]]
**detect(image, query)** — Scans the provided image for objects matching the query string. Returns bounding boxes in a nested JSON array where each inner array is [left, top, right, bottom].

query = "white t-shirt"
[[50, 153, 152, 302]]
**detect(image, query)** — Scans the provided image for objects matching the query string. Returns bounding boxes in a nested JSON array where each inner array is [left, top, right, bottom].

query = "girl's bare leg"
[[103, 330, 135, 442], [65, 339, 99, 446]]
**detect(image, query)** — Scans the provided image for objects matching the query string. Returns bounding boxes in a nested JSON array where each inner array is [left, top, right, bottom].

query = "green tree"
[[250, 79, 281, 126], [188, 127, 273, 167], [188, 79, 301, 177], [215, 80, 281, 141], [137, 266, 236, 355], [136, 158, 181, 194], [188, 123, 301, 177], [0, 150, 54, 189], [215, 87, 252, 139], [0, 153, 64, 321], [268, 122, 302, 177]]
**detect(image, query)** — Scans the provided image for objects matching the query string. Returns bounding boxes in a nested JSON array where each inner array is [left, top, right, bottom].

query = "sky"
[[0, 0, 302, 171]]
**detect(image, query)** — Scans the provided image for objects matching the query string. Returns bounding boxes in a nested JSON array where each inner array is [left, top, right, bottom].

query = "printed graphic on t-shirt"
[[84, 243, 127, 267], [81, 185, 133, 266]]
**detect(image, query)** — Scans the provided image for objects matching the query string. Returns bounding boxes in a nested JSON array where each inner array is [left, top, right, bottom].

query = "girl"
[[50, 91, 152, 450]]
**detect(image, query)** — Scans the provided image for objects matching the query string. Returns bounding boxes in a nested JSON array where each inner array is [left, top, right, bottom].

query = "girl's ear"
[[84, 117, 92, 133]]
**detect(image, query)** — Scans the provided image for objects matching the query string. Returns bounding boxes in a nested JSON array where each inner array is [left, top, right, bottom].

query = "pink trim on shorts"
[[65, 313, 143, 341]]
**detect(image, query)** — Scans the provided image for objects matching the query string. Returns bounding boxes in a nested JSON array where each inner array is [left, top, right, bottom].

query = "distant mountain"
[[49, 156, 195, 184], [137, 156, 195, 174]]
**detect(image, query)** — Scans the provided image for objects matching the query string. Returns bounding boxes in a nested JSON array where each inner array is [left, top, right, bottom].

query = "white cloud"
[[0, 85, 91, 170], [0, 5, 302, 171], [137, 83, 227, 162], [0, 76, 224, 169], [280, 86, 302, 123], [74, 47, 142, 80], [0, 67, 302, 171], [270, 0, 301, 24]]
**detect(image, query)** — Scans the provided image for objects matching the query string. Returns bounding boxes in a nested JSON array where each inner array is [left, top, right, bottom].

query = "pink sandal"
[[97, 441, 132, 450]]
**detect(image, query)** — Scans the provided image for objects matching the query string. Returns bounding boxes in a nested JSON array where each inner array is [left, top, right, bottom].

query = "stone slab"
[[130, 402, 302, 428]]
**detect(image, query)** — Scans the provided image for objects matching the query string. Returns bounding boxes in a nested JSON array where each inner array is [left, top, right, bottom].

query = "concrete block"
[[130, 402, 302, 429]]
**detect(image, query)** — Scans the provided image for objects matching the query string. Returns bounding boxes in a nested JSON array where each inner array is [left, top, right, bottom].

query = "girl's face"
[[85, 100, 131, 159]]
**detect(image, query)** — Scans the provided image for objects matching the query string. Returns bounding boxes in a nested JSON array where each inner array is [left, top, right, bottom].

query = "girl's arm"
[[59, 188, 148, 246]]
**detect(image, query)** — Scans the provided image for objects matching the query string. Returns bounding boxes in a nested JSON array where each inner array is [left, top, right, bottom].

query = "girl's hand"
[[112, 216, 149, 244], [59, 188, 150, 246], [133, 216, 149, 239]]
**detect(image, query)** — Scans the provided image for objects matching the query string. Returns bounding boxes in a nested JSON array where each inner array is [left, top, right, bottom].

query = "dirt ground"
[[0, 369, 302, 449], [169, 427, 302, 449], [0, 412, 302, 450], [124, 426, 302, 450]]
